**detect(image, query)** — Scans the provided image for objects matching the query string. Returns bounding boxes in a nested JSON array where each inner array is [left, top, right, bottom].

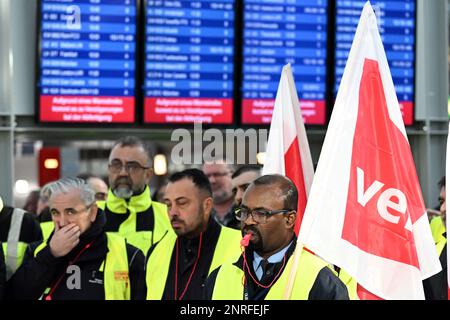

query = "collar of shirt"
[[252, 240, 293, 281]]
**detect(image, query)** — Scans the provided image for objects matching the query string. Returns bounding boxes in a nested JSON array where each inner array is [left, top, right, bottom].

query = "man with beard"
[[146, 169, 241, 300], [204, 174, 349, 300], [202, 159, 236, 228], [8, 178, 146, 300], [99, 136, 171, 255], [423, 176, 447, 299]]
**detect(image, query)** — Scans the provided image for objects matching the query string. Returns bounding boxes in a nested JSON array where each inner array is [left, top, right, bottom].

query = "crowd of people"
[[0, 135, 446, 300]]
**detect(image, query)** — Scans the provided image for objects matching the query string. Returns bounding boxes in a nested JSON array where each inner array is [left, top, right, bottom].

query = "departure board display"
[[144, 0, 235, 124], [241, 0, 328, 125], [335, 0, 415, 125], [38, 0, 136, 123]]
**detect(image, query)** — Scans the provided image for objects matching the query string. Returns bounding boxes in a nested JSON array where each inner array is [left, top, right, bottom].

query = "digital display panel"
[[335, 0, 415, 125], [144, 0, 235, 124], [241, 0, 328, 125], [38, 0, 136, 123]]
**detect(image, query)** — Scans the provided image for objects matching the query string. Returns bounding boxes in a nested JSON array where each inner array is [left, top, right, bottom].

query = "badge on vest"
[[114, 271, 129, 282]]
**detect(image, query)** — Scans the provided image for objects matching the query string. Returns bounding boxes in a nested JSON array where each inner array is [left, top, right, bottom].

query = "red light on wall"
[[39, 147, 60, 187]]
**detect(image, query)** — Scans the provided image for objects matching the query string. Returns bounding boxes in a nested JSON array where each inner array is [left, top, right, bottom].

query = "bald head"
[[249, 174, 298, 211]]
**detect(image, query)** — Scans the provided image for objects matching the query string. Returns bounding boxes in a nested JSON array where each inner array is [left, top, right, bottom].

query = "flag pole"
[[283, 241, 303, 299]]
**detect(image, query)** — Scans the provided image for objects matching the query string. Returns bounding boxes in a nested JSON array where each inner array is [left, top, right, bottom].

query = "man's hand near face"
[[49, 223, 81, 258]]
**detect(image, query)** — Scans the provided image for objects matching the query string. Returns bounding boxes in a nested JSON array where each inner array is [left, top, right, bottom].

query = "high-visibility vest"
[[430, 216, 446, 256], [337, 269, 359, 300], [212, 249, 329, 300], [40, 221, 54, 241], [146, 225, 242, 300], [1, 208, 28, 280], [34, 232, 131, 300], [99, 187, 171, 254]]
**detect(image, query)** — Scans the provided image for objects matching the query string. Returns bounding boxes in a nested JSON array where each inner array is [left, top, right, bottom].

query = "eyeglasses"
[[50, 202, 95, 217], [205, 171, 230, 179], [108, 160, 150, 174], [235, 206, 292, 224]]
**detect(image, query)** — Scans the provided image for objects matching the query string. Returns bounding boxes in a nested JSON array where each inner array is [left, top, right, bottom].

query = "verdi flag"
[[298, 1, 441, 299], [262, 64, 314, 235]]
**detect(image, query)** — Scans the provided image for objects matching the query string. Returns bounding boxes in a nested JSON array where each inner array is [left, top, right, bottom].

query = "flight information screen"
[[241, 0, 328, 125], [38, 0, 136, 123], [144, 0, 234, 124], [335, 0, 415, 125]]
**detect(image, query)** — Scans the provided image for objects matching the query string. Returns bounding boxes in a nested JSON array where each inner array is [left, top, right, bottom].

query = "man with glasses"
[[99, 136, 172, 255], [8, 177, 146, 300], [202, 159, 236, 229], [204, 174, 349, 300]]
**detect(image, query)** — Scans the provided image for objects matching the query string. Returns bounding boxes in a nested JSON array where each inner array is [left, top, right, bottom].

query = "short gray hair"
[[47, 177, 95, 207]]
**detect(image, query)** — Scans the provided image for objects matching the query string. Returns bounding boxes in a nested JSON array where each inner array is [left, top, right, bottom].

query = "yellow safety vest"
[[2, 242, 28, 278], [2, 208, 29, 280], [146, 225, 242, 300], [337, 269, 359, 300], [430, 216, 446, 256], [212, 249, 329, 300], [99, 186, 172, 254], [40, 221, 54, 241], [34, 232, 131, 300]]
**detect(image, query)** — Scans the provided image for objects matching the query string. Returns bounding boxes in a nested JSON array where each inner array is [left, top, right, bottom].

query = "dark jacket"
[[204, 237, 349, 300], [0, 205, 43, 244], [423, 233, 448, 300], [7, 210, 146, 300], [0, 243, 5, 300]]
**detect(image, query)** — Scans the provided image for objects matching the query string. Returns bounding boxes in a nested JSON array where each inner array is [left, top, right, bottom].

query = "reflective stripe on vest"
[[212, 249, 328, 300], [5, 208, 25, 280], [99, 188, 171, 254], [34, 233, 131, 300], [40, 221, 54, 241], [430, 216, 447, 256], [146, 226, 241, 300], [103, 232, 131, 300], [2, 242, 28, 280]]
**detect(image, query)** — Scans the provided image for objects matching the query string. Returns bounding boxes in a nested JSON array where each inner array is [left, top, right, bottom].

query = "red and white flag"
[[446, 122, 450, 299], [262, 64, 314, 235], [298, 1, 441, 299]]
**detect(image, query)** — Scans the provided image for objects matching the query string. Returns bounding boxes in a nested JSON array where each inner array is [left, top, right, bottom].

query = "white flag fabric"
[[262, 64, 314, 234], [446, 122, 450, 299], [298, 1, 441, 299]]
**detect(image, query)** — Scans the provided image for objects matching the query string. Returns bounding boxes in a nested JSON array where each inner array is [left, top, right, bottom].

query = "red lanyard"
[[174, 232, 203, 300], [45, 240, 95, 300], [241, 247, 287, 289]]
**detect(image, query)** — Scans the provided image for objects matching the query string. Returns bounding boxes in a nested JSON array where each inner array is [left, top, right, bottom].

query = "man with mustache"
[[204, 174, 349, 300], [146, 169, 242, 300], [99, 136, 172, 255]]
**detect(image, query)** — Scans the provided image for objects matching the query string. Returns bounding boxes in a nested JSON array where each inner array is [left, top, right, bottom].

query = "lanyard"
[[174, 232, 203, 300], [44, 239, 95, 300]]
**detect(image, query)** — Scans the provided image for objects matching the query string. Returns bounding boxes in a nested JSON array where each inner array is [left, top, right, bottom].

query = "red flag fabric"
[[299, 1, 441, 299], [262, 64, 314, 235]]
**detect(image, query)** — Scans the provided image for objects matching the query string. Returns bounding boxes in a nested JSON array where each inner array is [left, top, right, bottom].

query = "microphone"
[[240, 233, 252, 247]]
